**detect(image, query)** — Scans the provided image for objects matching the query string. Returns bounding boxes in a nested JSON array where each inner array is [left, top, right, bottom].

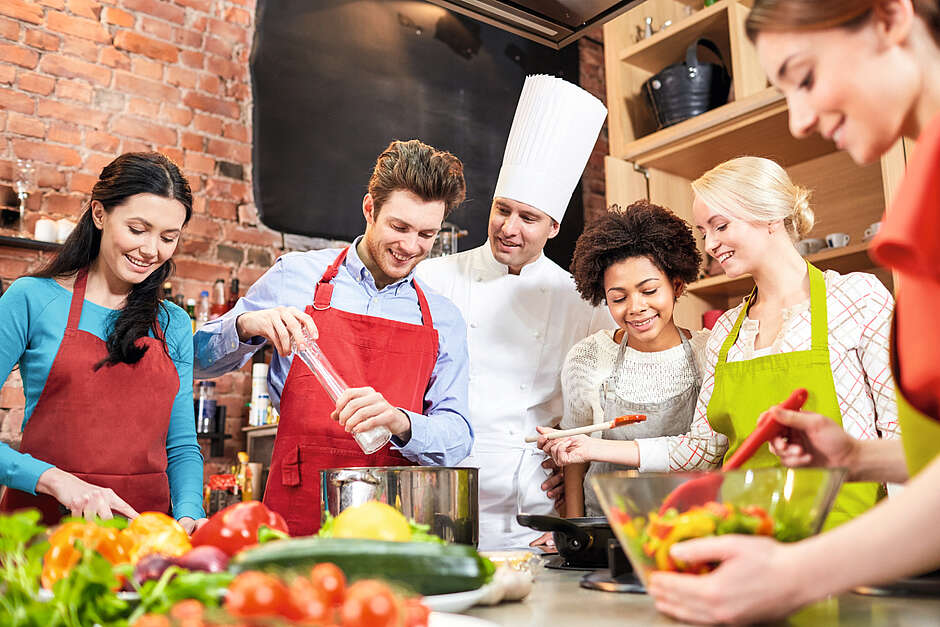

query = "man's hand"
[[235, 307, 319, 356], [332, 387, 411, 440], [540, 456, 566, 513], [36, 467, 139, 521]]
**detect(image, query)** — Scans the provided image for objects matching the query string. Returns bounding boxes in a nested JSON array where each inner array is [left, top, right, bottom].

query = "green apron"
[[706, 263, 879, 529], [890, 318, 940, 476]]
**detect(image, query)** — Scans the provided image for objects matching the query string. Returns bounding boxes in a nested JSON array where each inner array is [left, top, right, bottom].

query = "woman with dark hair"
[[537, 201, 705, 517], [646, 1, 940, 623], [0, 152, 206, 532]]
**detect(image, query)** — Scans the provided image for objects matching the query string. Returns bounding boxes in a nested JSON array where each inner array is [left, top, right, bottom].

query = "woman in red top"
[[646, 1, 940, 623]]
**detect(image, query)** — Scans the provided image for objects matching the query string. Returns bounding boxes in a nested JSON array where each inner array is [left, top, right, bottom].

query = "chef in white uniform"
[[417, 75, 611, 549]]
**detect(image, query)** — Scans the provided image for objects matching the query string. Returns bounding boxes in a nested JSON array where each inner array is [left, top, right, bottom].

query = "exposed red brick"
[[223, 224, 282, 247], [198, 73, 221, 95], [131, 56, 163, 80], [0, 385, 26, 409], [123, 0, 185, 24], [48, 121, 81, 144], [43, 191, 84, 215], [113, 30, 179, 64], [165, 64, 196, 88], [140, 15, 173, 41], [204, 35, 233, 59], [13, 139, 82, 167], [206, 54, 240, 80], [84, 151, 114, 173], [185, 214, 222, 239], [103, 6, 134, 27], [54, 78, 93, 103], [60, 33, 100, 62], [207, 199, 237, 220], [207, 17, 247, 45], [121, 139, 150, 153], [237, 265, 267, 286], [0, 43, 38, 69], [36, 164, 67, 189], [6, 112, 46, 138], [112, 115, 177, 145], [85, 129, 119, 152], [16, 71, 55, 95], [0, 0, 43, 25], [224, 82, 250, 101], [69, 171, 98, 193], [224, 6, 251, 26], [0, 64, 14, 84], [114, 71, 180, 102], [192, 113, 221, 136], [37, 0, 66, 8], [162, 104, 192, 126], [183, 92, 239, 119], [99, 46, 130, 69], [180, 131, 203, 151], [207, 138, 249, 163], [222, 121, 248, 142], [179, 237, 211, 256], [159, 146, 183, 165], [184, 150, 214, 174], [173, 26, 202, 49], [0, 17, 21, 41], [0, 87, 34, 114], [237, 203, 258, 225], [38, 99, 108, 127], [46, 11, 110, 43], [173, 258, 233, 283], [179, 49, 203, 69], [40, 53, 111, 85], [127, 96, 160, 118], [173, 0, 213, 13], [68, 0, 103, 20]]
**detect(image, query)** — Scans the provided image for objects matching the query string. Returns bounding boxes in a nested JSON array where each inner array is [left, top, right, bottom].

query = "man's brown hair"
[[368, 139, 467, 218]]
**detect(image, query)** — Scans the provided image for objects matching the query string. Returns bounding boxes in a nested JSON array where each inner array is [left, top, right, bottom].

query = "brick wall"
[[0, 2, 610, 478], [0, 0, 267, 474]]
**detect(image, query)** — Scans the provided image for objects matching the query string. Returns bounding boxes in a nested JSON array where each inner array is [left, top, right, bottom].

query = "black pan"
[[516, 513, 615, 569]]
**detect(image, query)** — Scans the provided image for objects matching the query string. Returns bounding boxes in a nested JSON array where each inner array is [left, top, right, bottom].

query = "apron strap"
[[313, 247, 349, 311], [716, 261, 828, 365], [66, 268, 89, 330], [411, 280, 434, 328]]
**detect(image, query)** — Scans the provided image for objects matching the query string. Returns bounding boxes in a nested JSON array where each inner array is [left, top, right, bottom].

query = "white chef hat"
[[493, 75, 608, 224]]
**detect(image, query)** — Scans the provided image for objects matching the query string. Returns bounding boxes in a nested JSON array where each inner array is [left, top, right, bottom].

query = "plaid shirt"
[[636, 270, 899, 472]]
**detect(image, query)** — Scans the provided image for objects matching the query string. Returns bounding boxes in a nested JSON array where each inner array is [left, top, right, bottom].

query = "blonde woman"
[[588, 156, 899, 529]]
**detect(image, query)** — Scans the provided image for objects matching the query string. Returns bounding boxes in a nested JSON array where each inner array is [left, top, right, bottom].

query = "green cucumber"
[[230, 537, 494, 596]]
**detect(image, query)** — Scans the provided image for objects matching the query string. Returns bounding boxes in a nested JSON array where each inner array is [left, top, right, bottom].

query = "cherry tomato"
[[340, 580, 402, 627], [133, 616, 171, 627], [405, 597, 431, 627], [310, 562, 347, 608], [169, 599, 205, 620], [225, 571, 292, 618], [289, 575, 333, 623]]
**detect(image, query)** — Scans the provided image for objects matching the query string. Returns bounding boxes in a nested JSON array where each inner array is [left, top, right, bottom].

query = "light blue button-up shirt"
[[193, 238, 472, 466]]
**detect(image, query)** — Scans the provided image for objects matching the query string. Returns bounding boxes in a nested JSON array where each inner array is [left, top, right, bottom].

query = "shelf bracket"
[[633, 163, 651, 200]]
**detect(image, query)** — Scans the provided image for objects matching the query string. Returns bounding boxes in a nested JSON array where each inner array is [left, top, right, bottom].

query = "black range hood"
[[426, 0, 645, 48]]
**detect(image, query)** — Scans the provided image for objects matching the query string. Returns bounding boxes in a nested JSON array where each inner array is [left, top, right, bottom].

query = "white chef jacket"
[[417, 243, 613, 549]]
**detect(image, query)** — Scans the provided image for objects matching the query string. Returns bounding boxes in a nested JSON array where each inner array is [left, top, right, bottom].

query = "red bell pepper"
[[191, 501, 289, 556]]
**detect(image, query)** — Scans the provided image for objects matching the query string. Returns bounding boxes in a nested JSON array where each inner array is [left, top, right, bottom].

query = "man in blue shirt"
[[194, 140, 473, 534]]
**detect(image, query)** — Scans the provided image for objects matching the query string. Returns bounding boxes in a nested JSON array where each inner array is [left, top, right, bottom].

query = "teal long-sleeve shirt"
[[0, 277, 204, 520]]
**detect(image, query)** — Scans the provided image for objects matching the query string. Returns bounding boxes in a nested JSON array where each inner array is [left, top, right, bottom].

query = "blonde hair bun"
[[791, 186, 815, 238]]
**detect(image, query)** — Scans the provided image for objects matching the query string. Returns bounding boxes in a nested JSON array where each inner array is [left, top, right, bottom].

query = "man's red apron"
[[0, 269, 179, 524], [263, 247, 439, 536]]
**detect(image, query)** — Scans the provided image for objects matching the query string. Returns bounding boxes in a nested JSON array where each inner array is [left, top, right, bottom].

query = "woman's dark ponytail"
[[33, 152, 193, 367]]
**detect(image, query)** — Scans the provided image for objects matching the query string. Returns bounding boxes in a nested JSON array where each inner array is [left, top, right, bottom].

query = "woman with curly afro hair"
[[538, 200, 706, 517]]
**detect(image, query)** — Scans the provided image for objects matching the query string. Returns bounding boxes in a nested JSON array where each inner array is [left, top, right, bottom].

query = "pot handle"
[[516, 513, 591, 549], [329, 468, 381, 487]]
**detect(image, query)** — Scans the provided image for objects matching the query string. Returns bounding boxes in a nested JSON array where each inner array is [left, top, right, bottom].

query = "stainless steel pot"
[[321, 466, 479, 546]]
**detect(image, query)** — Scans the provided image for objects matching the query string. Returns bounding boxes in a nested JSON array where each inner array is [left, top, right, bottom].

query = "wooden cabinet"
[[602, 0, 905, 329]]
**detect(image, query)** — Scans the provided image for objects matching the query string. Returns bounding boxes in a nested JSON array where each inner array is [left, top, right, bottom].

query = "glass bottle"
[[195, 380, 217, 433], [195, 291, 210, 330], [210, 279, 227, 319], [226, 278, 240, 311], [186, 298, 197, 334], [236, 451, 253, 501]]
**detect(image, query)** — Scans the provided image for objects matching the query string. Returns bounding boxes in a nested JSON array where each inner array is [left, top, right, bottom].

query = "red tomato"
[[404, 597, 431, 627], [289, 575, 333, 623], [169, 599, 205, 620], [310, 563, 347, 608], [340, 580, 402, 627], [225, 572, 292, 618]]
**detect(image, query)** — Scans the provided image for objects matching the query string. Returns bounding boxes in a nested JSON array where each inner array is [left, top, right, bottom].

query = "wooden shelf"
[[618, 86, 836, 179], [0, 235, 62, 251], [687, 243, 877, 303], [243, 424, 278, 434], [619, 0, 731, 73]]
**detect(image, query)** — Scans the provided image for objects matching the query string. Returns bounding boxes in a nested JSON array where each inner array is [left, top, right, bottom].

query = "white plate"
[[423, 583, 495, 613], [429, 612, 499, 627]]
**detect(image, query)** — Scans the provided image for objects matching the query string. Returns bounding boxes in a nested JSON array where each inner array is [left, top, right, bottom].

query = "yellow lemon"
[[332, 501, 411, 542]]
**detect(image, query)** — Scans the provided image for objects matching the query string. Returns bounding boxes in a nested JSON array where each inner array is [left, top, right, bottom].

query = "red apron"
[[263, 247, 439, 536], [0, 269, 179, 524]]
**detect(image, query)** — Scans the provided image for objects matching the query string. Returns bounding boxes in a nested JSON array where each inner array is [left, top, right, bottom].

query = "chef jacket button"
[[534, 331, 541, 338], [520, 384, 527, 390], [470, 322, 478, 328], [475, 276, 483, 282]]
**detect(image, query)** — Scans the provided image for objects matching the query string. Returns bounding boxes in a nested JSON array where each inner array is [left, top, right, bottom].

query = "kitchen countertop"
[[466, 565, 940, 626]]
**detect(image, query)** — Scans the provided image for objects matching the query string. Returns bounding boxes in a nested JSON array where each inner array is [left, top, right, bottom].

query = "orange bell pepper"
[[41, 521, 134, 589]]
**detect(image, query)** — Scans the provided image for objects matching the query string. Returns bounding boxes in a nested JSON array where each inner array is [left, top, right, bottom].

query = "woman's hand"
[[235, 306, 319, 355], [36, 467, 139, 521], [647, 535, 808, 625], [178, 516, 210, 534], [767, 407, 859, 474], [537, 430, 597, 466]]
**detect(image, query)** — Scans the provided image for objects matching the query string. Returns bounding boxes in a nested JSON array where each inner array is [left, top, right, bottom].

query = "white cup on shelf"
[[56, 218, 76, 243], [864, 221, 882, 241], [34, 218, 57, 242], [825, 232, 851, 249]]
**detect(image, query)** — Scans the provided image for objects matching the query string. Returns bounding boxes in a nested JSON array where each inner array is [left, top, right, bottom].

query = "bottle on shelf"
[[226, 278, 240, 312], [195, 291, 211, 330], [186, 298, 197, 333], [195, 380, 217, 434], [174, 293, 185, 309], [162, 281, 173, 301], [236, 451, 253, 502], [210, 278, 227, 319]]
